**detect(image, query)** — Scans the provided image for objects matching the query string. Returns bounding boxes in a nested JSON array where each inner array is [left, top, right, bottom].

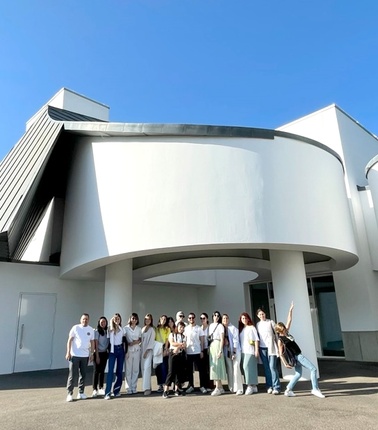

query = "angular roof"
[[0, 93, 343, 262]]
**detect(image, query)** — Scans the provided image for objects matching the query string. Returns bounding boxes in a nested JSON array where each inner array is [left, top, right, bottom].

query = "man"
[[184, 313, 205, 393], [222, 314, 243, 395], [65, 313, 95, 402]]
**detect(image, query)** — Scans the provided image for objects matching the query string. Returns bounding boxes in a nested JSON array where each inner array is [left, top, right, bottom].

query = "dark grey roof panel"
[[47, 105, 106, 122]]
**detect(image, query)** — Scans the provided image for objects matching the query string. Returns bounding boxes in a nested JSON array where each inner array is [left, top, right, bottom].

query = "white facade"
[[1, 89, 378, 375]]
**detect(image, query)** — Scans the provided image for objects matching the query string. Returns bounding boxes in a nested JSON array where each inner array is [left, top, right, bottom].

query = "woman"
[[239, 312, 259, 395], [155, 315, 170, 392], [199, 312, 211, 392], [104, 313, 126, 400], [256, 309, 281, 394], [124, 313, 142, 395], [141, 313, 155, 395], [275, 302, 325, 398], [167, 316, 176, 333], [222, 314, 243, 395], [162, 321, 187, 398], [208, 311, 227, 396], [92, 316, 110, 397]]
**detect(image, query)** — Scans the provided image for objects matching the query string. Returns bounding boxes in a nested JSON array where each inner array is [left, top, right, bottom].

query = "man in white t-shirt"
[[65, 313, 95, 402], [184, 313, 204, 394]]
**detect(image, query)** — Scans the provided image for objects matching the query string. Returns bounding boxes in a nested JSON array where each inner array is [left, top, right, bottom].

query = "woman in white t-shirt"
[[104, 313, 126, 400], [208, 311, 227, 396], [239, 312, 260, 395], [256, 308, 281, 394]]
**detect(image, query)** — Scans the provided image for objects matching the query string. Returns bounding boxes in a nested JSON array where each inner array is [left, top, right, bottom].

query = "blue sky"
[[1, 0, 377, 160]]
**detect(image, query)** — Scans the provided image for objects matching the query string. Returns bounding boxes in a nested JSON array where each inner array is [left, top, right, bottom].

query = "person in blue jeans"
[[104, 313, 126, 400], [256, 309, 281, 394], [275, 302, 325, 399]]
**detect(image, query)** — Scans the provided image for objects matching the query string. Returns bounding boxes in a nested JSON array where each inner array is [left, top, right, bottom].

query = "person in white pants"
[[222, 314, 243, 395], [124, 313, 142, 394], [141, 313, 155, 395]]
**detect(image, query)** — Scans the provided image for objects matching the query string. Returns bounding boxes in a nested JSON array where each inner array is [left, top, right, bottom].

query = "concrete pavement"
[[0, 359, 377, 430]]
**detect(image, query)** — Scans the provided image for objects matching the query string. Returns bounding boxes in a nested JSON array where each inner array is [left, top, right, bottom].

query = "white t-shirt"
[[184, 324, 202, 354], [200, 326, 209, 349], [240, 325, 259, 355], [69, 324, 94, 357], [208, 322, 225, 340]]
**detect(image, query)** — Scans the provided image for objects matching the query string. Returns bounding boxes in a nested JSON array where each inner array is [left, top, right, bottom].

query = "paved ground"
[[0, 359, 377, 430]]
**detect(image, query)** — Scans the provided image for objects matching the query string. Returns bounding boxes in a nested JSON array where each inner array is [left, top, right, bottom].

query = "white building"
[[1, 88, 377, 376]]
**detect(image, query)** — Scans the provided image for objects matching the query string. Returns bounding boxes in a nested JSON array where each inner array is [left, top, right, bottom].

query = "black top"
[[279, 333, 302, 356]]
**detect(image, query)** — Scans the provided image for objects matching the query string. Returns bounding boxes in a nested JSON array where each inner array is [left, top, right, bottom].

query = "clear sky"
[[1, 0, 377, 160]]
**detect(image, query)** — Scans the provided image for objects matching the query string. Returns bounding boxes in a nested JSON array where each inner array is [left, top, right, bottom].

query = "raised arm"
[[286, 301, 294, 331]]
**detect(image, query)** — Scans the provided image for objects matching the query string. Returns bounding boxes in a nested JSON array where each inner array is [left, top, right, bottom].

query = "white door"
[[14, 293, 57, 372]]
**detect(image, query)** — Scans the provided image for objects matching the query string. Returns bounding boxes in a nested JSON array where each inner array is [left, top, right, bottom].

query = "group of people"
[[65, 302, 325, 401]]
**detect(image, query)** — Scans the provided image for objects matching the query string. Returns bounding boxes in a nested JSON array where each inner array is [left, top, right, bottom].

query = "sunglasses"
[[188, 316, 195, 320], [179, 315, 184, 318], [200, 317, 206, 319]]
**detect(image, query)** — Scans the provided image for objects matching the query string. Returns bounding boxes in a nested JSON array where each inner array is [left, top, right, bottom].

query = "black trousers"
[[92, 351, 108, 389], [165, 351, 186, 387]]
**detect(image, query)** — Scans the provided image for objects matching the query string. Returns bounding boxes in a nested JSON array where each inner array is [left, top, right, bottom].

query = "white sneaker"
[[267, 388, 273, 394], [252, 386, 258, 393], [220, 388, 225, 394], [186, 386, 194, 394], [104, 394, 111, 400], [98, 388, 105, 396], [272, 389, 280, 395], [284, 389, 296, 397], [235, 390, 243, 396], [311, 389, 325, 398], [76, 392, 87, 400], [211, 388, 222, 396], [245, 386, 253, 395], [66, 393, 73, 402], [92, 390, 98, 398], [200, 387, 207, 394]]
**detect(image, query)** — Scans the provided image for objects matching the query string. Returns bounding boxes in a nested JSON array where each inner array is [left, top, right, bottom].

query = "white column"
[[270, 250, 319, 381], [104, 259, 133, 323]]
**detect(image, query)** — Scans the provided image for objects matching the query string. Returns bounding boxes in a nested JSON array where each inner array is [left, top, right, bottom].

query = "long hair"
[[142, 313, 154, 332], [157, 315, 168, 329], [212, 310, 222, 324], [127, 313, 139, 326], [238, 312, 253, 333], [110, 313, 122, 332], [167, 316, 175, 332], [97, 316, 108, 336]]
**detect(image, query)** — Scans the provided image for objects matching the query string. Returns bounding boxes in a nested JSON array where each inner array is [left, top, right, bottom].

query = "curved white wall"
[[60, 135, 357, 278]]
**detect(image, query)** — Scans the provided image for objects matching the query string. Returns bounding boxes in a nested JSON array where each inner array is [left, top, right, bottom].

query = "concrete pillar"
[[270, 250, 319, 381], [104, 259, 132, 323]]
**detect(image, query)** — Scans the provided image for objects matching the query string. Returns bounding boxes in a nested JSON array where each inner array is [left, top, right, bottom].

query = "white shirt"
[[208, 322, 224, 340], [184, 324, 202, 354], [240, 325, 259, 354], [69, 324, 94, 357], [125, 325, 142, 352], [256, 319, 278, 355]]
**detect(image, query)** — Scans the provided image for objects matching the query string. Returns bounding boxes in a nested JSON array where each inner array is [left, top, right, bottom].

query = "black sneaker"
[[174, 390, 182, 397], [162, 391, 169, 399]]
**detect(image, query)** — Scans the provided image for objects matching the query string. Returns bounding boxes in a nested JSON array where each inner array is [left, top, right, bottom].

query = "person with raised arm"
[[275, 302, 325, 398]]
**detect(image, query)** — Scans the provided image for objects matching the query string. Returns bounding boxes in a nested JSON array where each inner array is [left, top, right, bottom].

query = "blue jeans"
[[105, 345, 124, 396], [287, 354, 319, 391], [259, 347, 281, 391]]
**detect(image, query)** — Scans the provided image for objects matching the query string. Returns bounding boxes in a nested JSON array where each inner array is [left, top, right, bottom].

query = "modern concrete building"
[[1, 88, 377, 376]]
